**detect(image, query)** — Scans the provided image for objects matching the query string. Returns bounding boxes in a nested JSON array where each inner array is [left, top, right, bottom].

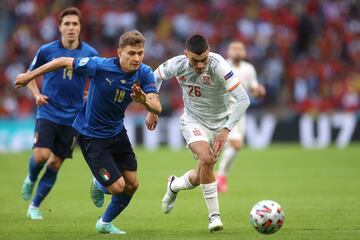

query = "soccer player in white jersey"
[[216, 41, 266, 192], [145, 35, 250, 232]]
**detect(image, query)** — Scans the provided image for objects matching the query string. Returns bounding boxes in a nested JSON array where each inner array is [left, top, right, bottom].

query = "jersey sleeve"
[[154, 57, 179, 81], [215, 55, 241, 92], [73, 56, 98, 78], [154, 56, 180, 91], [29, 48, 46, 71], [140, 66, 158, 94], [91, 48, 99, 57]]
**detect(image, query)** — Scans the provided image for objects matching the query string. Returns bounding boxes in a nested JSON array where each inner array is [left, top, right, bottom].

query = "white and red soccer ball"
[[250, 200, 285, 234]]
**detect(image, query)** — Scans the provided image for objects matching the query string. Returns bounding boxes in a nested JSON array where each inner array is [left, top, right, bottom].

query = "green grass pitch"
[[0, 144, 359, 240]]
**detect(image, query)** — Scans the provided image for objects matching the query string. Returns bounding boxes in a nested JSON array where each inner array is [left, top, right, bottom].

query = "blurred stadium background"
[[1, 1, 360, 240], [0, 0, 360, 151]]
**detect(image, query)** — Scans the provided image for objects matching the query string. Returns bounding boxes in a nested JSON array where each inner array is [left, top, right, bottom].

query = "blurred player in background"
[[20, 7, 98, 220], [146, 35, 250, 232], [216, 41, 266, 192], [16, 30, 162, 234]]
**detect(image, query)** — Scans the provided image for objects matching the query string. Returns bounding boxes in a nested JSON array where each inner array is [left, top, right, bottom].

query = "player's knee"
[[199, 154, 216, 168], [108, 178, 126, 194], [125, 180, 139, 194], [232, 142, 242, 151], [47, 159, 62, 171], [34, 151, 50, 163]]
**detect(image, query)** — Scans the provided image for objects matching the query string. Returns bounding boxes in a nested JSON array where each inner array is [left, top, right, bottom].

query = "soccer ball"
[[249, 200, 285, 234]]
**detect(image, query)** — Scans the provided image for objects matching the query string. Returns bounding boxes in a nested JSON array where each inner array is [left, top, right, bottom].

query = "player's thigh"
[[77, 135, 122, 187], [33, 119, 57, 161], [189, 141, 216, 165], [53, 124, 78, 160]]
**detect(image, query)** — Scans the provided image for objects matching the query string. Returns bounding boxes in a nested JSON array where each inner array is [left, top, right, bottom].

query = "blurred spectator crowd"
[[0, 0, 360, 118]]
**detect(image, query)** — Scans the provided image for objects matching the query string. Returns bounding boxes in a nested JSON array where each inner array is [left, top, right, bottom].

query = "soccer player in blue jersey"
[[19, 7, 98, 220], [15, 30, 162, 234]]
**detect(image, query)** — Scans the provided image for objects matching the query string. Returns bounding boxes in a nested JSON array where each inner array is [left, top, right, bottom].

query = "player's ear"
[[184, 50, 188, 58], [117, 48, 122, 57]]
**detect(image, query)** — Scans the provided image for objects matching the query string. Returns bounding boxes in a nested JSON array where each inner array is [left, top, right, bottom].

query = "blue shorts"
[[77, 128, 137, 187], [33, 118, 78, 159]]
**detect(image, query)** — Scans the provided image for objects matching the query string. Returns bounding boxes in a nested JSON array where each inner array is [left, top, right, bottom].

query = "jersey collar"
[[58, 39, 82, 50]]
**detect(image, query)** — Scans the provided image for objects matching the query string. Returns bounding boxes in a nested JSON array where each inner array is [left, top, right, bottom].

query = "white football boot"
[[161, 175, 177, 214], [208, 214, 223, 232]]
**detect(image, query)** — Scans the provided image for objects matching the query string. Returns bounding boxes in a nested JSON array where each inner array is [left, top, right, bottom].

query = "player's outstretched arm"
[[15, 57, 74, 88], [130, 84, 162, 114]]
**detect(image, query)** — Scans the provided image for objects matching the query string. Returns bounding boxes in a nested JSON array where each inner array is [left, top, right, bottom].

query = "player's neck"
[[61, 38, 80, 50], [232, 60, 242, 67]]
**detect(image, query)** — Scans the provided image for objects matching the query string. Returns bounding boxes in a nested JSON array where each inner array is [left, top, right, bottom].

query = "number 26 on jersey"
[[188, 85, 201, 97]]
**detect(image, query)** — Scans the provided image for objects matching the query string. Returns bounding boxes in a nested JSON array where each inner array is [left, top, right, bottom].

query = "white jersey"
[[228, 60, 258, 93], [155, 52, 241, 130], [227, 60, 258, 140]]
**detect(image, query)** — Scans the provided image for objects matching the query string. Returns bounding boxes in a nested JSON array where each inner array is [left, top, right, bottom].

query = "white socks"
[[217, 146, 237, 176], [170, 171, 220, 218], [171, 170, 195, 192], [200, 182, 220, 218]]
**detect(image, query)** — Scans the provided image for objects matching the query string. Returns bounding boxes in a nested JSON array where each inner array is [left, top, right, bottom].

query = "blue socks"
[[95, 179, 110, 194], [101, 194, 132, 223], [28, 155, 45, 182], [32, 167, 58, 207]]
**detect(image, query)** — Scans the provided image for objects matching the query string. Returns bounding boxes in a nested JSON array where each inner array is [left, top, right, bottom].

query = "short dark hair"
[[118, 30, 146, 48], [59, 7, 82, 25], [185, 34, 209, 55]]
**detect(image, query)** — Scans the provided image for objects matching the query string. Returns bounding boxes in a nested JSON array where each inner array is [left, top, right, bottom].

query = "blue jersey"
[[29, 40, 98, 126], [72, 57, 158, 138]]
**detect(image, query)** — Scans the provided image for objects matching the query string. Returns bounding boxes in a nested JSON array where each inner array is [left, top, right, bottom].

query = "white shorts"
[[180, 113, 217, 145], [227, 116, 246, 141]]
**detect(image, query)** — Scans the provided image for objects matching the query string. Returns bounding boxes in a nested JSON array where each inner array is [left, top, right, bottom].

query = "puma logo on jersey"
[[106, 78, 115, 86]]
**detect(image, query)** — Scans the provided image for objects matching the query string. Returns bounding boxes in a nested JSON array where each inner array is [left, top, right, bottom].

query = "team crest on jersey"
[[120, 79, 127, 84], [224, 71, 234, 80], [99, 168, 111, 181], [79, 57, 90, 66], [193, 128, 202, 136], [202, 74, 211, 85]]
